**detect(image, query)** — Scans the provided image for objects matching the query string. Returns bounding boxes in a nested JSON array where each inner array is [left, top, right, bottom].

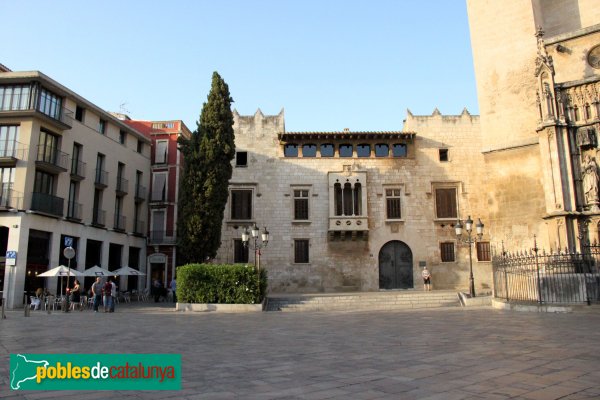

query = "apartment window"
[[137, 139, 143, 153], [357, 144, 371, 157], [151, 210, 166, 240], [284, 144, 298, 157], [386, 189, 402, 219], [38, 88, 62, 120], [71, 143, 83, 175], [151, 172, 167, 201], [233, 239, 249, 263], [0, 167, 15, 203], [231, 189, 252, 220], [92, 188, 104, 224], [439, 149, 449, 162], [320, 143, 334, 157], [0, 84, 30, 111], [34, 170, 54, 195], [440, 242, 455, 262], [477, 241, 491, 262], [302, 144, 317, 157], [435, 187, 457, 219], [37, 130, 58, 164], [67, 180, 79, 219], [339, 144, 353, 157], [294, 189, 309, 220], [119, 130, 126, 145], [98, 119, 106, 134], [155, 140, 168, 164], [75, 105, 85, 122], [236, 151, 247, 167], [135, 170, 143, 197], [294, 239, 310, 263], [375, 143, 389, 157], [114, 196, 124, 229], [95, 153, 106, 185], [392, 143, 407, 157], [117, 162, 126, 193], [0, 125, 19, 157]]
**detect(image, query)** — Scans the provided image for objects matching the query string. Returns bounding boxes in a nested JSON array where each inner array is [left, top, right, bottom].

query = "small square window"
[[294, 239, 310, 263], [284, 144, 298, 157], [392, 143, 407, 157], [440, 242, 455, 262], [339, 144, 353, 157], [439, 149, 448, 162], [385, 188, 402, 219], [236, 151, 248, 167]]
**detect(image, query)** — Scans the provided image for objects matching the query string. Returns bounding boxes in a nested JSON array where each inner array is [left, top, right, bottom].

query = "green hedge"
[[177, 263, 267, 304]]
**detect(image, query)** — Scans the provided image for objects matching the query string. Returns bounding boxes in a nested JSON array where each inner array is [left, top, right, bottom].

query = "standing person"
[[170, 276, 177, 303], [92, 277, 102, 313], [71, 279, 81, 310], [153, 278, 162, 303], [110, 279, 117, 312], [103, 278, 113, 312], [422, 266, 432, 291]]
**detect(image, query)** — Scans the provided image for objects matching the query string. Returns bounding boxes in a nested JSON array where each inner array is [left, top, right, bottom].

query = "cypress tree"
[[177, 72, 235, 264]]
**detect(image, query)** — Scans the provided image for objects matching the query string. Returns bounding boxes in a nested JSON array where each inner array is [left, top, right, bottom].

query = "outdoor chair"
[[30, 296, 41, 310]]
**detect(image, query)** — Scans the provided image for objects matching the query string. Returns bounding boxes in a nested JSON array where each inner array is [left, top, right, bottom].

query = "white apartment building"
[[0, 69, 151, 308]]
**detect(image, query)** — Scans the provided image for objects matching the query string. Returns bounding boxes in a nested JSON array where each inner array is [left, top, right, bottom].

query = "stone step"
[[265, 291, 461, 312]]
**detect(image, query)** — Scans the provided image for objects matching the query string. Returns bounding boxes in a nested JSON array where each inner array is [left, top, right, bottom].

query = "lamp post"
[[63, 246, 75, 312], [241, 224, 269, 271], [455, 216, 484, 298]]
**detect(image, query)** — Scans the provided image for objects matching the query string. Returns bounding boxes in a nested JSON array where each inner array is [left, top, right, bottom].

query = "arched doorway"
[[379, 241, 413, 289]]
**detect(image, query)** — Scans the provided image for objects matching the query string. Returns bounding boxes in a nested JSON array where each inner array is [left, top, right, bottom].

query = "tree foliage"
[[177, 72, 235, 264]]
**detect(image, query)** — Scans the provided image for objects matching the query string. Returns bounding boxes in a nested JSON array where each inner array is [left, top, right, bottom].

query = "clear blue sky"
[[1, 0, 478, 132]]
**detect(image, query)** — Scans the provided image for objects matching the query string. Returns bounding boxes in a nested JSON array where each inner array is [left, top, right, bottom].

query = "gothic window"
[[302, 144, 317, 157], [584, 104, 591, 120], [284, 144, 298, 157], [353, 183, 362, 215], [356, 144, 370, 157], [339, 144, 353, 157], [320, 143, 334, 157], [392, 143, 407, 157], [343, 182, 353, 215], [334, 182, 342, 216], [375, 143, 389, 157], [574, 105, 580, 122]]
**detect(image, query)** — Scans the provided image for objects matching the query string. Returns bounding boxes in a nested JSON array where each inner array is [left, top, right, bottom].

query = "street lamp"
[[63, 246, 76, 312], [241, 224, 269, 271], [455, 216, 484, 298]]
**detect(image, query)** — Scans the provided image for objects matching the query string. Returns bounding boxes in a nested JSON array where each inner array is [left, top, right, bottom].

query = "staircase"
[[265, 290, 461, 312]]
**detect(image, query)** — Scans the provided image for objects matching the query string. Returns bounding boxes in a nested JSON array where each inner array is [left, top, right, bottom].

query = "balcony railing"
[[70, 159, 86, 179], [148, 230, 177, 245], [114, 214, 126, 231], [95, 169, 108, 187], [116, 177, 129, 195], [31, 192, 64, 216], [0, 86, 73, 128], [133, 220, 146, 235], [0, 140, 27, 165], [0, 185, 23, 209], [135, 184, 146, 202], [92, 209, 106, 226], [36, 145, 69, 171], [66, 201, 82, 220]]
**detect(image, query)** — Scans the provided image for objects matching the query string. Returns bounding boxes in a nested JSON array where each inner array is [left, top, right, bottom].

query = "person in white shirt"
[[422, 267, 432, 291]]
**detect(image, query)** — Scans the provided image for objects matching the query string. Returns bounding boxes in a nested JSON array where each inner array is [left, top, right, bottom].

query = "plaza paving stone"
[[0, 303, 599, 399]]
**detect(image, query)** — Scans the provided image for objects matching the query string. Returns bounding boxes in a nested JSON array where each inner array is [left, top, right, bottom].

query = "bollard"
[[1, 299, 6, 320], [24, 304, 30, 317]]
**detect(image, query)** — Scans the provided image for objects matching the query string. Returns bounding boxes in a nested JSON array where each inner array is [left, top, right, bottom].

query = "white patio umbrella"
[[112, 266, 146, 276], [38, 265, 82, 297], [82, 265, 115, 277]]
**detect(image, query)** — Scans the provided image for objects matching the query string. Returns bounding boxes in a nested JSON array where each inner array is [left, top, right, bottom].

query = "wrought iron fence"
[[492, 244, 600, 304]]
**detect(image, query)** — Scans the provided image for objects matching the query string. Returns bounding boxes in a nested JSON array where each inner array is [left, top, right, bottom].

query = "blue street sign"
[[6, 250, 16, 266], [64, 236, 73, 247]]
